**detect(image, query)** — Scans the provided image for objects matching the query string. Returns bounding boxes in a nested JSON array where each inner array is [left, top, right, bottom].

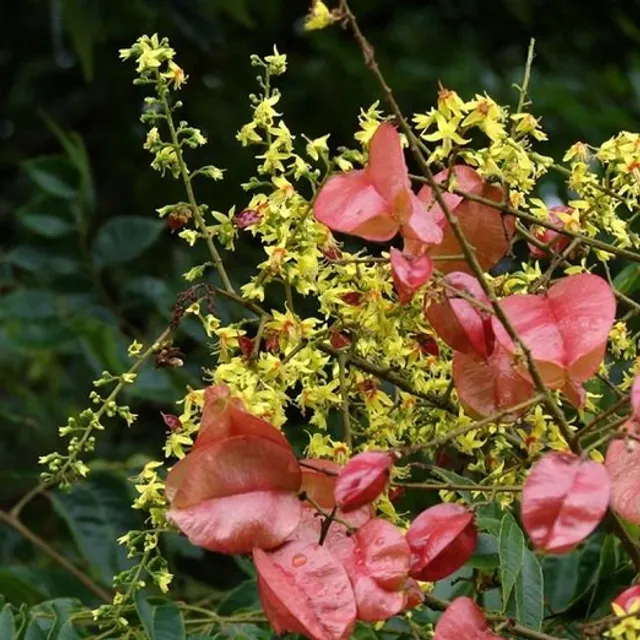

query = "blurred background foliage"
[[2, 0, 640, 636]]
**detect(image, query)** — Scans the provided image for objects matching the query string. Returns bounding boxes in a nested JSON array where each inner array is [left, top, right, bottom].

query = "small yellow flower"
[[128, 340, 144, 357], [304, 1, 339, 31]]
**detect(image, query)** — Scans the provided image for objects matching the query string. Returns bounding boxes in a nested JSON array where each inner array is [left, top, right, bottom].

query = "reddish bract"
[[166, 434, 302, 554], [522, 451, 610, 554], [330, 330, 352, 349], [606, 421, 640, 525], [491, 274, 616, 404], [233, 208, 262, 229], [161, 412, 182, 431], [453, 346, 534, 420], [335, 451, 393, 512], [406, 503, 477, 581], [169, 490, 302, 555], [196, 384, 290, 450], [613, 585, 640, 613], [434, 597, 501, 640], [527, 205, 572, 259], [415, 334, 439, 357], [425, 272, 494, 359], [331, 519, 410, 621], [314, 123, 442, 246], [415, 165, 512, 274], [632, 374, 640, 422], [255, 540, 357, 640], [390, 248, 433, 305]]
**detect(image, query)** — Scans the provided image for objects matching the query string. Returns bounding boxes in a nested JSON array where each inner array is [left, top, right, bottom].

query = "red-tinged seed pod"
[[528, 205, 572, 259], [606, 420, 640, 525], [434, 597, 501, 640], [341, 291, 364, 306], [406, 503, 477, 582], [613, 585, 640, 614], [233, 208, 262, 229], [522, 451, 610, 554], [435, 448, 453, 469], [321, 245, 343, 261], [330, 330, 351, 350], [357, 379, 378, 399], [335, 451, 393, 512], [238, 335, 255, 357], [425, 271, 494, 360], [402, 578, 424, 611], [161, 412, 182, 431], [167, 207, 192, 232], [491, 273, 615, 403], [390, 248, 433, 305], [415, 334, 439, 357], [254, 541, 356, 640], [264, 331, 280, 353]]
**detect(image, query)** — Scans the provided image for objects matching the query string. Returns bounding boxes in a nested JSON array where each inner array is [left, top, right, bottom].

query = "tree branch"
[[339, 0, 640, 578], [0, 510, 111, 602]]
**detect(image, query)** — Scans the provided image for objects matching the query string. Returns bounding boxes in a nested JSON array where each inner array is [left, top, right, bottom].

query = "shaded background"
[[2, 0, 640, 625]]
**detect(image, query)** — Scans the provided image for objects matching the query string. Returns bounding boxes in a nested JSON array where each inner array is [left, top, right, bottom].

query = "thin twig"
[[159, 84, 235, 293], [338, 353, 352, 448], [0, 510, 111, 602], [401, 394, 544, 455], [578, 394, 630, 440], [12, 325, 174, 517], [514, 38, 536, 115], [302, 494, 355, 533], [394, 481, 522, 493], [339, 0, 640, 574], [414, 179, 640, 264]]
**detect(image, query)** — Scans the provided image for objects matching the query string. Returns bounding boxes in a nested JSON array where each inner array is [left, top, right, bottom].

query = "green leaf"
[[5, 247, 79, 277], [432, 566, 474, 602], [57, 621, 81, 640], [39, 114, 95, 214], [60, 0, 99, 81], [233, 556, 257, 579], [475, 503, 503, 536], [22, 157, 77, 199], [0, 290, 56, 320], [429, 468, 475, 503], [499, 512, 525, 607], [543, 550, 582, 614], [0, 605, 15, 639], [217, 581, 259, 616], [542, 534, 604, 615], [467, 533, 499, 570], [20, 214, 75, 238], [23, 619, 47, 640], [614, 263, 640, 295], [135, 596, 186, 640], [587, 534, 623, 617], [76, 319, 126, 376], [0, 568, 46, 606], [28, 599, 82, 639], [211, 624, 270, 640], [91, 217, 164, 268], [50, 473, 140, 586], [506, 549, 544, 630]]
